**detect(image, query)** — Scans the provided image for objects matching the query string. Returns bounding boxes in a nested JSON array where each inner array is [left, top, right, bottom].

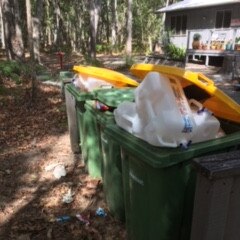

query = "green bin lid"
[[105, 124, 240, 168], [59, 71, 74, 79], [94, 88, 135, 108], [66, 83, 95, 101]]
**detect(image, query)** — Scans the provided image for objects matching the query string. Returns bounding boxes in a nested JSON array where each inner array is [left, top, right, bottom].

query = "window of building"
[[171, 15, 187, 35], [215, 10, 231, 28]]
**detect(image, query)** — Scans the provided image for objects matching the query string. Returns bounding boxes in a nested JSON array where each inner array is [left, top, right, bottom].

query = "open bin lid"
[[130, 63, 240, 124], [94, 88, 135, 108], [105, 124, 240, 168], [73, 65, 139, 87]]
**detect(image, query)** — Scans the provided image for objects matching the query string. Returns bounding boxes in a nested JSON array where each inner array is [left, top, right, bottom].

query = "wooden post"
[[191, 150, 240, 240]]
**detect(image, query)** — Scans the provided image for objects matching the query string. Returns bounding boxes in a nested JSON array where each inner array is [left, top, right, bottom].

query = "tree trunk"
[[26, 0, 33, 60], [111, 0, 118, 49], [0, 4, 5, 49], [89, 0, 102, 59], [1, 0, 24, 60], [126, 0, 132, 56], [52, 0, 61, 47], [44, 0, 52, 47], [32, 0, 43, 63]]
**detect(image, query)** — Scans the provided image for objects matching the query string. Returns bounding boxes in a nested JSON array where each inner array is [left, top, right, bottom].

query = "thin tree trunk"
[[89, 0, 102, 59], [111, 0, 118, 48], [1, 0, 11, 59], [1, 0, 24, 60], [126, 0, 132, 55], [13, 0, 24, 59], [0, 4, 5, 49], [53, 0, 60, 47], [32, 0, 43, 63], [26, 0, 33, 60], [44, 0, 52, 46]]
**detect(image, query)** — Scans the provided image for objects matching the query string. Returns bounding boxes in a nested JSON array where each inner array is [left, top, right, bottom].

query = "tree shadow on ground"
[[0, 78, 126, 239], [0, 148, 125, 239]]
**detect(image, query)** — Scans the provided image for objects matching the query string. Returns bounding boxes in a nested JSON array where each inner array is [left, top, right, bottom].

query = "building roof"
[[157, 0, 240, 13]]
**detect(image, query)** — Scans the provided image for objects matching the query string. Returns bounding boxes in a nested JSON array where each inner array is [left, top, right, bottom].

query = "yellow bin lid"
[[73, 65, 139, 87], [130, 63, 240, 124]]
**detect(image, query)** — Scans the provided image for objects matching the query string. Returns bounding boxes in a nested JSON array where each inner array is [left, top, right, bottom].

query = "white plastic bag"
[[72, 74, 113, 92], [114, 71, 221, 148]]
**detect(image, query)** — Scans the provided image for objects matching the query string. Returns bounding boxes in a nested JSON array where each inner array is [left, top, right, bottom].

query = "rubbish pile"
[[114, 72, 222, 148]]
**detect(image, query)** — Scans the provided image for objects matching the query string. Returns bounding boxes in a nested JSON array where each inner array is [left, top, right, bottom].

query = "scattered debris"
[[5, 169, 11, 175], [56, 215, 71, 223], [45, 163, 67, 179], [76, 213, 90, 225], [47, 227, 53, 239], [53, 164, 67, 179], [45, 163, 60, 172], [62, 189, 74, 204], [95, 207, 107, 217]]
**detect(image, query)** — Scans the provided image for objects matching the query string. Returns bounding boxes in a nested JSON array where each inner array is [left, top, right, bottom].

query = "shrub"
[[193, 33, 201, 41], [164, 43, 186, 61]]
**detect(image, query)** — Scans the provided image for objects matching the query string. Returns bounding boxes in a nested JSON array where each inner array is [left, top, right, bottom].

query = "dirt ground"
[[0, 52, 239, 240], [0, 55, 127, 239]]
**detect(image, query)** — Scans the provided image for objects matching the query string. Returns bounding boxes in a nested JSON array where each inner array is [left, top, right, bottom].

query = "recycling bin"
[[96, 88, 135, 220], [80, 88, 134, 217], [65, 83, 95, 154], [105, 119, 240, 240], [60, 71, 74, 98]]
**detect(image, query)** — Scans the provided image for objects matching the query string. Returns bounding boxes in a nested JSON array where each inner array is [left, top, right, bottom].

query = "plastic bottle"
[[136, 72, 196, 147], [56, 215, 71, 222], [189, 99, 221, 143], [114, 101, 144, 138]]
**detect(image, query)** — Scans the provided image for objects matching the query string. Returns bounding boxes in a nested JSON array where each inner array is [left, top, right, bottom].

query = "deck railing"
[[187, 28, 240, 51]]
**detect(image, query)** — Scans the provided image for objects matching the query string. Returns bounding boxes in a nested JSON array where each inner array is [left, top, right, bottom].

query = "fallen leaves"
[[0, 77, 126, 239]]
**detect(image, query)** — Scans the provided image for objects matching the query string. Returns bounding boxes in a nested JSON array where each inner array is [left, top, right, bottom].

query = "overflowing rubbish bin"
[[105, 120, 240, 240], [65, 65, 138, 157], [105, 66, 240, 239]]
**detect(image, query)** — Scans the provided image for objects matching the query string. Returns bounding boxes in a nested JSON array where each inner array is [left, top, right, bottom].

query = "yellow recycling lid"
[[73, 65, 139, 87], [130, 63, 240, 124]]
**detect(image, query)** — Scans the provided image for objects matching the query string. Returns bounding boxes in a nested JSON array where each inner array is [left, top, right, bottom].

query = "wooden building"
[[157, 0, 240, 66]]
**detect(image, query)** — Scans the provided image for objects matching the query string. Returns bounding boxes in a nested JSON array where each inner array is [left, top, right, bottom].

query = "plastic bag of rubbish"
[[72, 74, 113, 92], [53, 165, 67, 179], [62, 189, 74, 203], [114, 72, 221, 148]]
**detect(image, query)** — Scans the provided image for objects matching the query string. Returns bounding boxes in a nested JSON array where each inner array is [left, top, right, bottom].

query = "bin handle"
[[188, 99, 203, 110], [156, 135, 178, 148], [197, 73, 214, 86]]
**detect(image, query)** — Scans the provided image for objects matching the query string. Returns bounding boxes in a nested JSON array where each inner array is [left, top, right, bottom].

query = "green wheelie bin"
[[65, 83, 95, 154], [60, 71, 74, 98], [80, 88, 135, 218], [104, 119, 240, 240], [96, 88, 135, 221]]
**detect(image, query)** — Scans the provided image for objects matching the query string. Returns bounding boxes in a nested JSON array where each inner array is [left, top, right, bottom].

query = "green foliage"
[[0, 61, 22, 77], [235, 37, 240, 44], [0, 61, 26, 84], [83, 55, 103, 67], [193, 33, 201, 41], [124, 55, 135, 67], [164, 43, 186, 61], [96, 44, 112, 54], [132, 0, 163, 53], [34, 64, 48, 75]]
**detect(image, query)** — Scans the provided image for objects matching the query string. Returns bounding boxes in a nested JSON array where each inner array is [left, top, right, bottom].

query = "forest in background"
[[0, 0, 176, 63]]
